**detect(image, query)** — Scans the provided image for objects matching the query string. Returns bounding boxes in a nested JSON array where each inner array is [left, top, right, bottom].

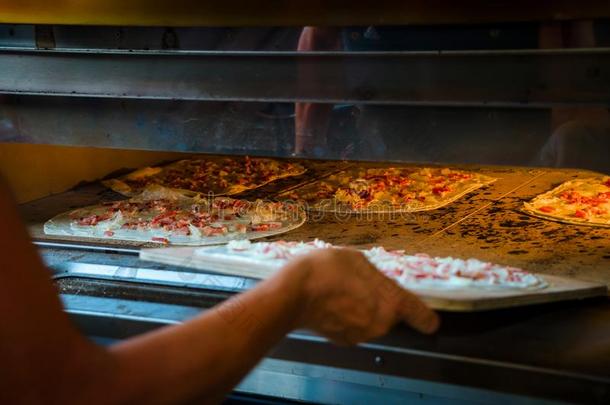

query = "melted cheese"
[[525, 177, 610, 226]]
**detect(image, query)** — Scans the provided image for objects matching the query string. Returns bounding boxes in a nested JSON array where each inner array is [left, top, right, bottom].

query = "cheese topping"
[[215, 239, 547, 290], [525, 177, 610, 226], [114, 157, 306, 196], [48, 186, 305, 245], [281, 167, 495, 212], [225, 239, 333, 261]]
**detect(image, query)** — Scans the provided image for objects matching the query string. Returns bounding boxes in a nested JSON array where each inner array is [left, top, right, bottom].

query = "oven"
[[1, 3, 610, 404]]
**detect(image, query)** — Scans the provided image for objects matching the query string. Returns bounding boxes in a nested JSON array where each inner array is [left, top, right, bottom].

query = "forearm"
[[0, 174, 436, 404], [107, 263, 307, 404]]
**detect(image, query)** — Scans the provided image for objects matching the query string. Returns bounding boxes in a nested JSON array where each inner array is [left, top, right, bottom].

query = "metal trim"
[[2, 47, 610, 106]]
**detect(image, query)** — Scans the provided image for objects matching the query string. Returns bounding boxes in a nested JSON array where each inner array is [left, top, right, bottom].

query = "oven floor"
[[22, 161, 610, 288]]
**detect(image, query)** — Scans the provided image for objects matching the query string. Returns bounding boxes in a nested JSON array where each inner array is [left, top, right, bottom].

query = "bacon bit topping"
[[597, 191, 610, 201], [104, 230, 115, 237], [121, 220, 148, 230], [133, 157, 302, 193], [604, 179, 610, 187], [151, 237, 169, 244], [201, 226, 227, 236], [538, 206, 555, 213], [447, 172, 472, 180], [76, 214, 111, 226], [432, 185, 451, 196], [222, 240, 546, 290], [560, 190, 582, 204], [251, 222, 283, 232], [213, 198, 238, 210], [357, 190, 371, 199], [305, 168, 484, 210]]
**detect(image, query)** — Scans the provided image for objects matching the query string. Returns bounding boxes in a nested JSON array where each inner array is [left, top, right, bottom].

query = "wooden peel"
[[140, 246, 607, 312]]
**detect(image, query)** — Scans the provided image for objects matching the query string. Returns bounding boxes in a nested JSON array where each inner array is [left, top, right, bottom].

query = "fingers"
[[296, 248, 439, 344], [396, 287, 440, 334], [370, 270, 439, 335]]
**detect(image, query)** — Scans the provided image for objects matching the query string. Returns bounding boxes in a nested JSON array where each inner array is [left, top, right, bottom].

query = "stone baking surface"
[[21, 157, 610, 287]]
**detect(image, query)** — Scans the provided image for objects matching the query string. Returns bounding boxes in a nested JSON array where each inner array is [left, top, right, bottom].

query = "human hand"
[[281, 248, 439, 345]]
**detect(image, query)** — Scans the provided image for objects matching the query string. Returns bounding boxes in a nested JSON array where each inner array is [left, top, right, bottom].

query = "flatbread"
[[44, 186, 306, 246], [194, 239, 548, 291], [279, 167, 495, 213], [523, 176, 610, 227], [103, 156, 307, 197]]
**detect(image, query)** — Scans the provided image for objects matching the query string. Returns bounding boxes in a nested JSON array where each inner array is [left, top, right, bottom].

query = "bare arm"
[[295, 27, 341, 156], [0, 179, 438, 405]]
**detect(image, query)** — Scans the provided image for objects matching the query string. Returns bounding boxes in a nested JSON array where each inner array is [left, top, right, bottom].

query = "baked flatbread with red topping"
[[523, 177, 610, 227], [103, 156, 307, 197], [44, 186, 305, 245], [279, 167, 495, 213]]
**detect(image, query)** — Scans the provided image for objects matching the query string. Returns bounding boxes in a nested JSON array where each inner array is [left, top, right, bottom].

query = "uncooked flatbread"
[[44, 186, 306, 246], [194, 239, 548, 291]]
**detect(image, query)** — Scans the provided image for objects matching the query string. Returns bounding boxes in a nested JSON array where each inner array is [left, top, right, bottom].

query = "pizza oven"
[[1, 3, 610, 404]]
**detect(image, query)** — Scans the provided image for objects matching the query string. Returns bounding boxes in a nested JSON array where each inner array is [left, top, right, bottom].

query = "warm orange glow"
[[0, 1, 609, 27], [0, 143, 187, 203]]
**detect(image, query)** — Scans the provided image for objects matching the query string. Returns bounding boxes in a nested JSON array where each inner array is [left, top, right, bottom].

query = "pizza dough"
[[523, 176, 610, 227], [279, 167, 496, 213], [44, 186, 306, 246], [195, 239, 548, 291], [103, 156, 307, 197]]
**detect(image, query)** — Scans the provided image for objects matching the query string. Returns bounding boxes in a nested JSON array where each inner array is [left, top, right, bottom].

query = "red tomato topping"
[[538, 206, 555, 213], [561, 190, 610, 207], [592, 207, 608, 215], [574, 210, 587, 218], [560, 190, 582, 204]]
